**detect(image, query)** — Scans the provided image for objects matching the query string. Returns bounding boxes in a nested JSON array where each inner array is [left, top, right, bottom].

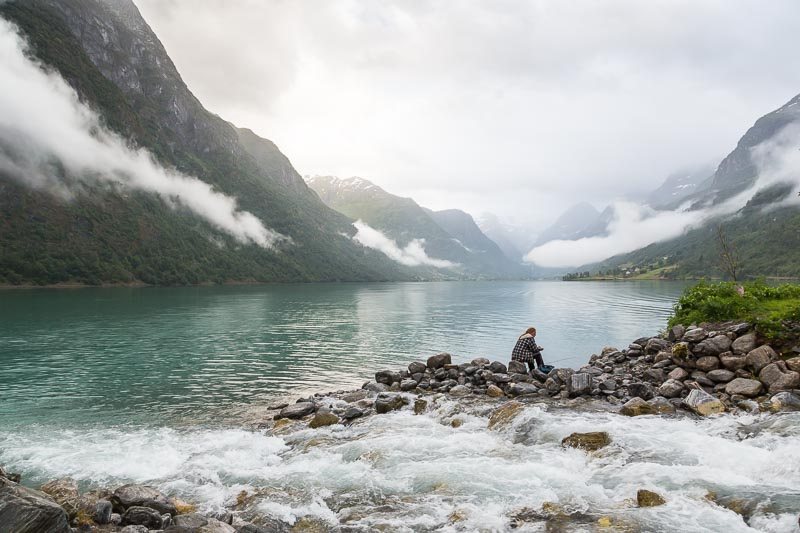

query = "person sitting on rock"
[[512, 326, 545, 372]]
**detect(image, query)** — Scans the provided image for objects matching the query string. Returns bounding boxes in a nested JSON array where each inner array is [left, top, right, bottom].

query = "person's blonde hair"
[[521, 326, 536, 338]]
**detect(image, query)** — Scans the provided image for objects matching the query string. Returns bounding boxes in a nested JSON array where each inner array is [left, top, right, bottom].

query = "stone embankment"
[[3, 321, 799, 532]]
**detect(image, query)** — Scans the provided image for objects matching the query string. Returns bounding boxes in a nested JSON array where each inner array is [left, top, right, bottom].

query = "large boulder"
[[657, 379, 684, 399], [567, 373, 592, 397], [275, 402, 315, 420], [628, 382, 656, 400], [668, 368, 689, 381], [486, 384, 505, 397], [40, 478, 80, 519], [637, 489, 666, 507], [683, 328, 707, 343], [427, 353, 452, 370], [695, 356, 721, 372], [122, 506, 163, 529], [374, 370, 401, 385], [407, 361, 427, 374], [682, 389, 725, 416], [745, 346, 776, 373], [448, 385, 471, 397], [731, 333, 757, 355], [725, 378, 762, 397], [374, 394, 407, 414], [706, 369, 735, 383], [507, 361, 528, 374], [111, 484, 176, 515], [488, 361, 508, 374], [758, 363, 800, 393], [509, 383, 539, 397], [668, 324, 686, 341], [488, 401, 524, 429], [694, 335, 732, 357], [645, 338, 670, 354], [561, 432, 611, 452], [720, 353, 747, 371], [620, 397, 654, 417], [309, 412, 339, 428], [0, 477, 70, 533], [786, 357, 800, 373], [767, 392, 800, 412]]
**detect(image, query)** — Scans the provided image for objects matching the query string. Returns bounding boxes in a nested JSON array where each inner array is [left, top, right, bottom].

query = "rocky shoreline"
[[3, 321, 800, 532]]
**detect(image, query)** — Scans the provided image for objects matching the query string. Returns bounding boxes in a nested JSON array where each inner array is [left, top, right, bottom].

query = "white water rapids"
[[1, 397, 799, 532]]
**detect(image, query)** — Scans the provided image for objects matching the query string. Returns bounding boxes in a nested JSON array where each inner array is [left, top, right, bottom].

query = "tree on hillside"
[[716, 225, 740, 281]]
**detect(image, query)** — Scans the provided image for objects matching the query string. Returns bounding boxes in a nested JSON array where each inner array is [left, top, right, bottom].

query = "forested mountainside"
[[0, 0, 411, 285]]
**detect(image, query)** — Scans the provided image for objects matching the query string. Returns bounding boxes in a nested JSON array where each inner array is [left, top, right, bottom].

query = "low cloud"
[[0, 19, 285, 248], [351, 220, 456, 268], [525, 124, 800, 268]]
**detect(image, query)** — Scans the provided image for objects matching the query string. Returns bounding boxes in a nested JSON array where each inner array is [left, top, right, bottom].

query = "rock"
[[731, 333, 757, 355], [342, 407, 364, 420], [695, 356, 720, 372], [0, 477, 70, 533], [643, 368, 666, 383], [413, 398, 428, 415], [645, 338, 670, 354], [745, 345, 776, 373], [706, 369, 735, 382], [94, 500, 113, 525], [309, 412, 339, 428], [668, 324, 686, 342], [657, 379, 684, 399], [486, 384, 504, 397], [362, 382, 389, 393], [720, 352, 747, 371], [408, 361, 427, 374], [767, 391, 800, 412], [759, 363, 800, 393], [120, 526, 148, 533], [530, 368, 549, 382], [561, 432, 611, 452], [683, 328, 707, 343], [694, 335, 732, 357], [239, 522, 290, 533], [647, 396, 676, 414], [668, 367, 689, 381], [427, 353, 452, 370], [40, 478, 80, 519], [122, 506, 163, 529], [568, 373, 591, 397], [111, 484, 176, 515], [173, 512, 209, 528], [682, 389, 725, 416], [399, 378, 417, 391], [671, 342, 691, 362], [275, 402, 315, 420], [471, 357, 490, 367], [375, 370, 401, 385], [488, 361, 507, 374], [507, 360, 528, 374], [786, 357, 800, 373], [448, 385, 471, 397], [620, 397, 655, 416], [637, 489, 666, 507], [627, 382, 655, 400], [725, 378, 762, 397], [374, 394, 407, 414], [598, 378, 617, 392], [110, 512, 122, 525], [488, 401, 524, 429], [509, 383, 539, 396]]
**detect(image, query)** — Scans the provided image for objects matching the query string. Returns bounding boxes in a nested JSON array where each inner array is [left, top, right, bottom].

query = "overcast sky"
[[135, 0, 800, 230]]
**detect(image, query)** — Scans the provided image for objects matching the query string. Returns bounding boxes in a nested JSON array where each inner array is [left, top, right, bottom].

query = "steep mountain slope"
[[475, 213, 525, 261], [307, 176, 528, 278], [646, 163, 716, 210], [0, 0, 409, 284], [534, 202, 604, 246]]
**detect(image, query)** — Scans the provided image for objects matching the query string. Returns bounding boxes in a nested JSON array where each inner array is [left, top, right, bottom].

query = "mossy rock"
[[309, 412, 339, 429], [414, 398, 428, 415], [450, 418, 463, 428], [561, 432, 611, 452], [291, 516, 332, 532], [637, 489, 666, 507], [488, 401, 524, 429]]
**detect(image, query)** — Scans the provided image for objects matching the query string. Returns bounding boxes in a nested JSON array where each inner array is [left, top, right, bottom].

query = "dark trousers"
[[526, 353, 544, 371]]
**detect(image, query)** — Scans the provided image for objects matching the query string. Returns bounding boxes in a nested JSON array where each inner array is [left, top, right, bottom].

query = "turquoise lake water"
[[0, 281, 687, 428]]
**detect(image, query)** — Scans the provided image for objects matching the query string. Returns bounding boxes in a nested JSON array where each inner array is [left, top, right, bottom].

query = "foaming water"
[[1, 400, 798, 532], [0, 281, 686, 426]]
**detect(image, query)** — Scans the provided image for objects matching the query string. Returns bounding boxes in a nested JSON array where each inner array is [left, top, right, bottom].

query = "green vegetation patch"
[[670, 281, 800, 339]]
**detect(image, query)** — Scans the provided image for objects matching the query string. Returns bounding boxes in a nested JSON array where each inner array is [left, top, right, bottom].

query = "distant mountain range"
[[306, 176, 529, 279]]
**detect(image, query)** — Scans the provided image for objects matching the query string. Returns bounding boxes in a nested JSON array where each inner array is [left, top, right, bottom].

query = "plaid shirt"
[[511, 334, 542, 363]]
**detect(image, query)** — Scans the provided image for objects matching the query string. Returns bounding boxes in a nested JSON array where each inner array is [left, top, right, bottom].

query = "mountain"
[[534, 202, 605, 246], [475, 213, 525, 261], [0, 0, 410, 285], [306, 176, 529, 278], [646, 163, 716, 210]]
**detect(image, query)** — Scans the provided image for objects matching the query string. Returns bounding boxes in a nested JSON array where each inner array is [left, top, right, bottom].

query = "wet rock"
[[706, 369, 735, 383], [647, 396, 676, 414], [407, 361, 427, 374], [488, 401, 524, 429], [694, 335, 732, 357], [342, 407, 364, 420], [290, 516, 331, 533], [120, 526, 148, 533], [509, 383, 539, 396], [767, 391, 800, 412], [725, 378, 762, 397], [620, 397, 655, 416], [695, 356, 720, 372], [745, 345, 776, 373], [122, 506, 163, 529], [94, 499, 113, 524], [413, 398, 428, 415], [488, 361, 507, 374], [40, 478, 80, 519], [508, 360, 528, 374], [682, 389, 725, 416], [173, 512, 209, 528], [471, 357, 490, 367], [448, 385, 471, 397], [568, 373, 591, 397], [362, 382, 389, 393], [731, 333, 757, 355], [399, 378, 417, 391], [0, 477, 70, 533], [275, 402, 315, 420], [668, 367, 689, 381], [530, 368, 549, 382], [657, 379, 685, 399], [427, 353, 452, 370], [643, 368, 666, 383], [561, 431, 611, 452], [637, 489, 666, 507], [671, 342, 692, 362], [375, 370, 401, 385], [111, 484, 176, 516], [598, 378, 617, 392], [239, 522, 290, 533], [759, 363, 800, 393], [374, 394, 407, 414], [486, 384, 504, 397], [628, 382, 656, 400], [309, 412, 339, 428], [645, 338, 670, 354]]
